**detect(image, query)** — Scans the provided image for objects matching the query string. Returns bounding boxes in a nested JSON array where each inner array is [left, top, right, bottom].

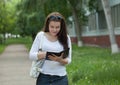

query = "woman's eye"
[[50, 26, 54, 28]]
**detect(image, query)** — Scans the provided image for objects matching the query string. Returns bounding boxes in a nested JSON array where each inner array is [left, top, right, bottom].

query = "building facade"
[[70, 0, 120, 47]]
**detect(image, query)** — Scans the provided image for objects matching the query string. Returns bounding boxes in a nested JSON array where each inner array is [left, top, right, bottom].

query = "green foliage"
[[88, 0, 99, 12], [68, 0, 87, 23], [0, 0, 18, 34], [43, 0, 71, 18], [16, 0, 45, 39], [22, 0, 38, 12], [68, 0, 79, 8]]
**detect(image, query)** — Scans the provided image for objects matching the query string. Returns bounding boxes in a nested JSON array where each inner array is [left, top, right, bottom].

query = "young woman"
[[29, 12, 72, 85]]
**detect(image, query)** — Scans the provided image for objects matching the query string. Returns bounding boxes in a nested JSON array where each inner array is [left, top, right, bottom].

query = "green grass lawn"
[[67, 45, 120, 85], [0, 44, 6, 54], [0, 37, 120, 85]]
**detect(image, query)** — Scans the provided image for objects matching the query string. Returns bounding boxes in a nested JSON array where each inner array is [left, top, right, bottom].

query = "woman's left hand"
[[48, 53, 63, 62], [48, 53, 68, 65]]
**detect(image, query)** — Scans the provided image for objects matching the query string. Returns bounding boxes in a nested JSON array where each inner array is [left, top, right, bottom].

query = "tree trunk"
[[101, 0, 119, 53], [72, 7, 83, 47]]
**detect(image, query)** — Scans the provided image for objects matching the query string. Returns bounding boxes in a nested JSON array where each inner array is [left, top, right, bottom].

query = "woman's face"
[[48, 21, 61, 36]]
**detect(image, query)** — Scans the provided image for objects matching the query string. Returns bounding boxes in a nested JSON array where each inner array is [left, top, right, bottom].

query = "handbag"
[[29, 32, 45, 79], [29, 59, 45, 78]]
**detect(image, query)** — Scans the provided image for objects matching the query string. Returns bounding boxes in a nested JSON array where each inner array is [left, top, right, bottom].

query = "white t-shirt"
[[29, 31, 72, 76]]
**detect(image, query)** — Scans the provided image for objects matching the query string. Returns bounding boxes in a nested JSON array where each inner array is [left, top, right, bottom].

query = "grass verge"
[[67, 45, 120, 85], [0, 37, 32, 53]]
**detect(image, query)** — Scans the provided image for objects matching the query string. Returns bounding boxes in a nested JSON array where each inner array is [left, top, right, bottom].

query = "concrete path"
[[0, 44, 35, 85]]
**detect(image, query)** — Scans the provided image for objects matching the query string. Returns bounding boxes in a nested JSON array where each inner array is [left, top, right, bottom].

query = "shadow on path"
[[0, 44, 35, 85]]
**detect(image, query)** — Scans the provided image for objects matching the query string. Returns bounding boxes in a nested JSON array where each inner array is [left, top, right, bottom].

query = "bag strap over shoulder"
[[39, 31, 44, 51]]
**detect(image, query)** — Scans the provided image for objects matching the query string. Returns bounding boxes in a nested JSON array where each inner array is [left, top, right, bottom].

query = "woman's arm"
[[29, 32, 46, 61]]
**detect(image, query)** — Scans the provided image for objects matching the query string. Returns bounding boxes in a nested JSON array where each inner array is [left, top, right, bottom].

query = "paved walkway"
[[0, 44, 35, 85]]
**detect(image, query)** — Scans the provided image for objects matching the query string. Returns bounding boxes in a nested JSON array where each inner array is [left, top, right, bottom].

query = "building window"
[[98, 11, 107, 29], [111, 4, 120, 28]]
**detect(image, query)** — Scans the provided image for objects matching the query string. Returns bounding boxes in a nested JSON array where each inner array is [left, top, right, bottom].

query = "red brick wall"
[[116, 35, 120, 47], [70, 35, 120, 48], [70, 37, 77, 44], [81, 36, 110, 47]]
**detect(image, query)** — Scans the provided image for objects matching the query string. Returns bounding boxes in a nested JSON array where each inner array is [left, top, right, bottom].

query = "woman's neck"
[[45, 32, 58, 42]]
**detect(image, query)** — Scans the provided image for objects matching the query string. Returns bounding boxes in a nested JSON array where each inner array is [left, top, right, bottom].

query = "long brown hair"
[[43, 12, 68, 50]]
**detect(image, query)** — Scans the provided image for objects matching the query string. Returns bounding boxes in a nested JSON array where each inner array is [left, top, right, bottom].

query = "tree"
[[0, 0, 7, 43], [68, 0, 82, 46], [68, 0, 87, 47], [16, 0, 71, 40], [0, 0, 11, 43], [16, 0, 45, 40], [16, 0, 88, 45], [0, 0, 16, 43], [101, 0, 119, 53]]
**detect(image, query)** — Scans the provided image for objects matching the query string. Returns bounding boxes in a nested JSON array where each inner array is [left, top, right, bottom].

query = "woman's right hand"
[[37, 51, 46, 60]]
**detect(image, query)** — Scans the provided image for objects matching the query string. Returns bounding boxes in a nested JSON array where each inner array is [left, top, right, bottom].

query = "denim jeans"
[[36, 73, 68, 85]]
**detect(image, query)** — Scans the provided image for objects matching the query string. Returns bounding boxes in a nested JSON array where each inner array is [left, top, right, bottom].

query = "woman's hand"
[[37, 51, 46, 60], [48, 53, 68, 65]]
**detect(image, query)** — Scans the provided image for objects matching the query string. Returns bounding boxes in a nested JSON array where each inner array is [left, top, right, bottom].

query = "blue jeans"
[[36, 73, 68, 85]]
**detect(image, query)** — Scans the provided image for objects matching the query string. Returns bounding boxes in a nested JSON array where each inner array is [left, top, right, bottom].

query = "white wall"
[[110, 0, 120, 6]]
